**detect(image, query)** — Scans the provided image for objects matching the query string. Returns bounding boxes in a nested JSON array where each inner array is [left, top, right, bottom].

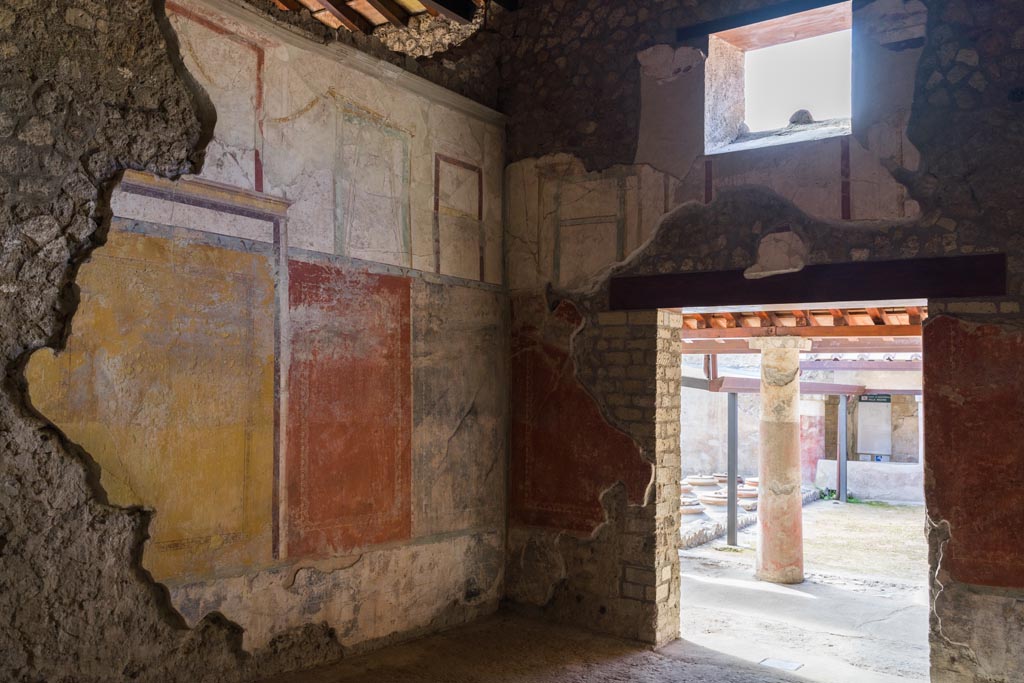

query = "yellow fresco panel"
[[26, 226, 275, 582]]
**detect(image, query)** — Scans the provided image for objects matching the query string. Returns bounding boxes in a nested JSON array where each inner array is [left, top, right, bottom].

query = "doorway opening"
[[676, 300, 928, 682]]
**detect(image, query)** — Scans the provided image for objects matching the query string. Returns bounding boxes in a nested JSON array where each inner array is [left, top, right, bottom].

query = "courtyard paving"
[[681, 499, 929, 682]]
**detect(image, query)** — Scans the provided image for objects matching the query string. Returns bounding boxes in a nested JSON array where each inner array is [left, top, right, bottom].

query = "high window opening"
[[744, 29, 852, 132], [705, 1, 853, 154]]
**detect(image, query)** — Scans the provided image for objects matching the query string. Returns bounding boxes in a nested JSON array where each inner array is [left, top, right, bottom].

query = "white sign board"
[[857, 394, 893, 456]]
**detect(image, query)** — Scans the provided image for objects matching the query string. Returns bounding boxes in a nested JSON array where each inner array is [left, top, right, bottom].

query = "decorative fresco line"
[[433, 153, 485, 280]]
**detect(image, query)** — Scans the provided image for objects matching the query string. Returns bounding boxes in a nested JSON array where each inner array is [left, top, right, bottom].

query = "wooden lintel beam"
[[365, 0, 409, 26], [319, 0, 372, 32], [676, 0, 849, 43], [419, 0, 476, 22], [610, 255, 1006, 311]]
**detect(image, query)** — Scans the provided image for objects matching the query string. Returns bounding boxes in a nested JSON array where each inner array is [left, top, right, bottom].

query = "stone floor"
[[681, 499, 929, 682], [262, 613, 803, 683], [260, 501, 926, 683]]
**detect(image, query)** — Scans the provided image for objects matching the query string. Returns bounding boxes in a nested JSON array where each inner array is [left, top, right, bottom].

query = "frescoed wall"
[[285, 260, 412, 559], [24, 0, 506, 653], [27, 222, 277, 582], [509, 295, 651, 532]]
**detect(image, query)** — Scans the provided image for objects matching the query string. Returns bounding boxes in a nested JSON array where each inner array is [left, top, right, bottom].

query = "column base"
[[756, 566, 804, 584]]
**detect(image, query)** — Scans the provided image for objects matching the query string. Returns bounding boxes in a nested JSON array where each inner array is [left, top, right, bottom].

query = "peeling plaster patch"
[[744, 230, 807, 279], [170, 531, 503, 652], [635, 46, 705, 179], [637, 45, 704, 83]]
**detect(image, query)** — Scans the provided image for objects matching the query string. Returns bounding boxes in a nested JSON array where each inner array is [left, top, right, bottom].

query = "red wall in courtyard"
[[286, 260, 412, 559], [925, 315, 1024, 587], [800, 414, 826, 485], [509, 297, 651, 533]]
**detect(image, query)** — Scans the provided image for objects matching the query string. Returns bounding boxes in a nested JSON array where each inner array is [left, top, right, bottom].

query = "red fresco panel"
[[510, 298, 651, 533], [286, 259, 412, 559], [925, 315, 1024, 587], [800, 415, 825, 485]]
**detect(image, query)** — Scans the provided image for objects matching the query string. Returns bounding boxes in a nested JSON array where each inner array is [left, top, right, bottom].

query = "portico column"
[[750, 337, 813, 584]]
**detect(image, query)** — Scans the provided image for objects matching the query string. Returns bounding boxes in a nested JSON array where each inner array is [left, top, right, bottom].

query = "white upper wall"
[[113, 0, 505, 285]]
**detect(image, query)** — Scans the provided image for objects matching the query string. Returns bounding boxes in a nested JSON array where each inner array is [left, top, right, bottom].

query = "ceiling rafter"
[[318, 0, 373, 33], [365, 0, 409, 26]]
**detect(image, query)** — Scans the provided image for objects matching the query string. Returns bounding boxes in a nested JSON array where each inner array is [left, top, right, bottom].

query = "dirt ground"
[[681, 499, 930, 682]]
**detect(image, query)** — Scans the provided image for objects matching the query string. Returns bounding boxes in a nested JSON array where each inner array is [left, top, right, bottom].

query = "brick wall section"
[[589, 310, 682, 645]]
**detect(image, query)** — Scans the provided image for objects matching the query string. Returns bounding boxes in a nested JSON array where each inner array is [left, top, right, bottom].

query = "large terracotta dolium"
[[750, 338, 812, 584]]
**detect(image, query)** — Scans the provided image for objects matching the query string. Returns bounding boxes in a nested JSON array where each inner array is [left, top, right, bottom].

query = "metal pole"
[[727, 391, 738, 545], [838, 394, 848, 503]]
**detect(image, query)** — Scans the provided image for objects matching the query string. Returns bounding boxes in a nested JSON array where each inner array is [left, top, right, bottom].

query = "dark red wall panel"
[[925, 315, 1024, 587], [510, 299, 650, 533], [286, 259, 412, 559]]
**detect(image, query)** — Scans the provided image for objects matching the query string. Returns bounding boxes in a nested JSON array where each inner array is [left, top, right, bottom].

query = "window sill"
[[706, 118, 851, 156]]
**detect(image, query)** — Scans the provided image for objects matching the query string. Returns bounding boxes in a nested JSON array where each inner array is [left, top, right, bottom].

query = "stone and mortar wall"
[[0, 2, 325, 681]]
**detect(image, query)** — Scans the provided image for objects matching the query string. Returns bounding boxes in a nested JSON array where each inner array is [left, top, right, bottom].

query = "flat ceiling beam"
[[609, 254, 1006, 311], [319, 0, 372, 32], [419, 0, 476, 23], [676, 0, 850, 42], [680, 338, 923, 355], [683, 376, 921, 396], [712, 376, 865, 395]]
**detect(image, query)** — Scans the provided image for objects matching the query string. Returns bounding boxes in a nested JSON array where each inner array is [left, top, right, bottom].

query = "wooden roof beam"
[[319, 0, 373, 32], [419, 0, 476, 22], [365, 0, 409, 26], [273, 0, 302, 10]]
